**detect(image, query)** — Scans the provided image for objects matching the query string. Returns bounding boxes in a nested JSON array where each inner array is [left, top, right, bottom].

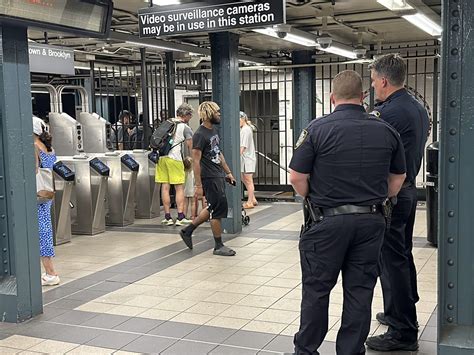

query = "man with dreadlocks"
[[179, 101, 236, 256]]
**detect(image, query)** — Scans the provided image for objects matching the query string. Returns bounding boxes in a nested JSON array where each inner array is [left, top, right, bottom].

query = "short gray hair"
[[176, 103, 194, 118], [369, 53, 406, 87]]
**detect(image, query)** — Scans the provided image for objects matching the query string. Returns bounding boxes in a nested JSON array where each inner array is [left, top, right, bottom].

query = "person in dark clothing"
[[366, 54, 430, 352], [290, 70, 407, 355], [179, 101, 237, 257], [129, 113, 152, 149], [111, 110, 132, 150]]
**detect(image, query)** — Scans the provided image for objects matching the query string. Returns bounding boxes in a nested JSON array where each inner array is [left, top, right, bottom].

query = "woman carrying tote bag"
[[33, 116, 60, 286]]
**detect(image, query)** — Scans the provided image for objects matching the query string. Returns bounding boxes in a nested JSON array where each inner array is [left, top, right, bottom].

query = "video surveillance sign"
[[139, 0, 285, 38]]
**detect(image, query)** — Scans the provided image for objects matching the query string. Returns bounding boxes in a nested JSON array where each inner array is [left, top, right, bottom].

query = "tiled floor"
[[0, 202, 437, 354]]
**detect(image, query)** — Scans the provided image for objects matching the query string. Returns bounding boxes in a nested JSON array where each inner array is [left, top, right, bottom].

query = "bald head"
[[332, 70, 363, 101]]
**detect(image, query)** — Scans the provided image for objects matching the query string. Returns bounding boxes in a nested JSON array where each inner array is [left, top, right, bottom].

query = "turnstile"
[[52, 161, 75, 245], [77, 112, 113, 153], [49, 112, 84, 155], [97, 152, 139, 226], [57, 155, 109, 235], [127, 150, 160, 219]]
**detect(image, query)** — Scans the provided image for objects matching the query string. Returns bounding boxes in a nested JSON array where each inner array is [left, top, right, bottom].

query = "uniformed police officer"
[[366, 54, 430, 351], [290, 70, 407, 355]]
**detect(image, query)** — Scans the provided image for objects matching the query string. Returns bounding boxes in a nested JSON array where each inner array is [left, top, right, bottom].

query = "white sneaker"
[[161, 218, 174, 226], [42, 274, 60, 286], [175, 218, 192, 226]]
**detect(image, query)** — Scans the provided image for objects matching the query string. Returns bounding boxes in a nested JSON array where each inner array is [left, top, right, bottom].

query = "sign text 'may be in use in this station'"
[[138, 0, 285, 38]]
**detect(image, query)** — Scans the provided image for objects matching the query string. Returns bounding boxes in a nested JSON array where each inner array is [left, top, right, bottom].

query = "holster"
[[300, 198, 322, 237], [382, 196, 397, 231]]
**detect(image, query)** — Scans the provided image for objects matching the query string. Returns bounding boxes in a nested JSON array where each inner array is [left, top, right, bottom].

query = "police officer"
[[290, 70, 407, 355], [366, 54, 430, 351]]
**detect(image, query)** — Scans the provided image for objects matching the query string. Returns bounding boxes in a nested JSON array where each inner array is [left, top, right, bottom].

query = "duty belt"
[[402, 181, 414, 189], [301, 198, 384, 236], [320, 204, 382, 217]]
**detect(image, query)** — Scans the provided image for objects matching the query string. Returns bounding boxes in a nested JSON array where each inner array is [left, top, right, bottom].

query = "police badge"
[[295, 129, 308, 149]]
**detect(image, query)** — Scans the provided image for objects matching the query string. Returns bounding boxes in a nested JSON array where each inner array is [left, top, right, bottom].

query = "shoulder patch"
[[295, 129, 308, 149], [369, 110, 381, 118]]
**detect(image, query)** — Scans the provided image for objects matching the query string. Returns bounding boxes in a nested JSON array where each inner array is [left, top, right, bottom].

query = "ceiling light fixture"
[[402, 13, 442, 37], [253, 27, 357, 59], [377, 0, 441, 37], [252, 28, 316, 47], [125, 40, 184, 52], [319, 45, 358, 59], [376, 0, 413, 11], [148, 0, 181, 5]]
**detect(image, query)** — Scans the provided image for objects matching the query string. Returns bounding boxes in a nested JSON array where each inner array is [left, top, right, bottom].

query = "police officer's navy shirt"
[[289, 104, 406, 208], [374, 88, 430, 184]]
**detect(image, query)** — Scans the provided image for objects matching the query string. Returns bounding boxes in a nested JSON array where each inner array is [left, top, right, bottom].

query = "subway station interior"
[[1, 0, 472, 354]]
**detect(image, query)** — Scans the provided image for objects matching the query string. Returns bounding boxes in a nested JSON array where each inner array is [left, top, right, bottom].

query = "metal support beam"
[[108, 31, 267, 65], [292, 50, 316, 144], [433, 57, 439, 142], [140, 48, 152, 148], [165, 51, 176, 117], [89, 61, 96, 113], [439, 0, 474, 353], [210, 32, 242, 235], [0, 24, 43, 322]]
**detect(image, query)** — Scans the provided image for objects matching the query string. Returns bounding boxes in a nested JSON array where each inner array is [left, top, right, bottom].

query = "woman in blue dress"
[[33, 116, 60, 286]]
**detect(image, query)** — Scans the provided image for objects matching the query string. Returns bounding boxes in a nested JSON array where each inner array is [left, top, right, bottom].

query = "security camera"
[[353, 45, 367, 59], [317, 34, 332, 49], [273, 24, 291, 39]]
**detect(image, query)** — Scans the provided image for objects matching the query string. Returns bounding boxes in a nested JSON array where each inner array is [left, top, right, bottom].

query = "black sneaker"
[[366, 332, 418, 352], [179, 227, 193, 250]]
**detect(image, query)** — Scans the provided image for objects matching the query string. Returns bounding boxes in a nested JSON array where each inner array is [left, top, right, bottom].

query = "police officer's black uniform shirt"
[[289, 104, 406, 208], [374, 88, 430, 183]]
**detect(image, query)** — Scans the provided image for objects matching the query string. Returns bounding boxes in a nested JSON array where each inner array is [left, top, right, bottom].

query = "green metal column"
[[209, 32, 242, 235], [0, 25, 43, 322], [439, 0, 474, 353], [292, 50, 316, 143], [140, 47, 152, 148], [165, 52, 176, 117]]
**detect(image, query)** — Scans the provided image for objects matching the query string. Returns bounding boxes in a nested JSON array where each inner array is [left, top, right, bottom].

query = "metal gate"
[[240, 68, 293, 191], [56, 46, 439, 193], [315, 52, 439, 189]]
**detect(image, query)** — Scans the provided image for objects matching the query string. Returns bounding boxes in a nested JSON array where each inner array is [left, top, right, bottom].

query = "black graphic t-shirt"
[[193, 125, 225, 178]]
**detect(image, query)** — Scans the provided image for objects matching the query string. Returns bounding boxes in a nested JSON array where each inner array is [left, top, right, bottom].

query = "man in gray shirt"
[[155, 104, 194, 226]]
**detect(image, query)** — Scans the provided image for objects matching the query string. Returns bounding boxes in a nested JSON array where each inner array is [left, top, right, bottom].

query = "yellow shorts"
[[155, 157, 185, 185]]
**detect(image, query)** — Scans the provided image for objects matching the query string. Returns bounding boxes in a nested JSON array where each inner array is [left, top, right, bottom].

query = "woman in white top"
[[33, 116, 60, 286], [240, 111, 257, 209]]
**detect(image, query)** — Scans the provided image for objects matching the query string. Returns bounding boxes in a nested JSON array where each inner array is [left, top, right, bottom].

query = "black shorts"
[[202, 177, 228, 219]]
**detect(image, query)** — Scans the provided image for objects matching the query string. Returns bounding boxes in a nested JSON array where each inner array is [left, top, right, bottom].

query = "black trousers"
[[294, 213, 386, 355], [379, 185, 419, 341]]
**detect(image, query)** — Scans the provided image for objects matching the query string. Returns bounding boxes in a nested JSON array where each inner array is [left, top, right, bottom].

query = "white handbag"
[[36, 167, 54, 203]]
